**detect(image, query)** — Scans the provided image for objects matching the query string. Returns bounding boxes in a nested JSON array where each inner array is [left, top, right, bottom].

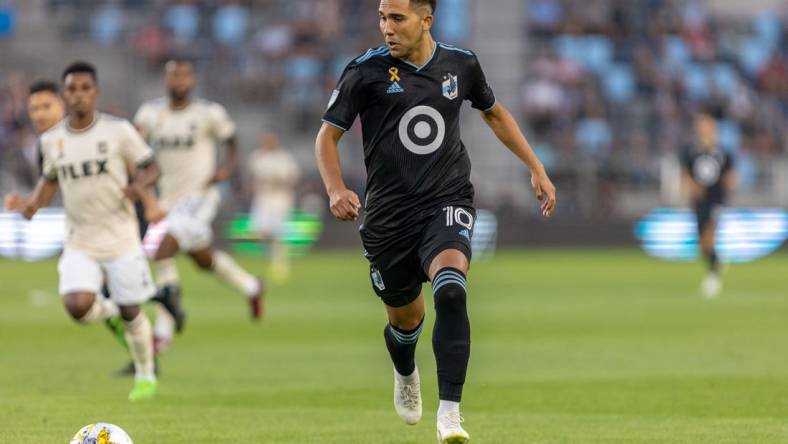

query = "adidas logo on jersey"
[[387, 82, 404, 94], [459, 229, 471, 240]]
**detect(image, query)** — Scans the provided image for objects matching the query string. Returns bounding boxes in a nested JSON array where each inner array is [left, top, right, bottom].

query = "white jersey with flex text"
[[134, 98, 235, 211], [40, 113, 154, 260]]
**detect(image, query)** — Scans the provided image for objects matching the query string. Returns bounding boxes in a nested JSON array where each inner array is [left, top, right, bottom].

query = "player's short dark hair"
[[29, 80, 59, 96], [410, 0, 436, 13], [61, 61, 98, 83]]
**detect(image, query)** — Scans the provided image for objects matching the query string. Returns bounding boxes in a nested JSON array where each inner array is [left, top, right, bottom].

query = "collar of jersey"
[[396, 41, 438, 72], [168, 100, 193, 112], [66, 112, 100, 133]]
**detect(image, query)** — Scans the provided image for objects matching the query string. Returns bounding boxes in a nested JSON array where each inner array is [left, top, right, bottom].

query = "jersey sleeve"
[[322, 63, 364, 131], [132, 104, 154, 139], [39, 137, 58, 181], [467, 54, 496, 111], [119, 120, 155, 167], [209, 103, 237, 142]]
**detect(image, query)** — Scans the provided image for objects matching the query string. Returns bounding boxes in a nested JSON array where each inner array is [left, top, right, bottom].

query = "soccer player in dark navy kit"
[[315, 1, 556, 442], [682, 112, 736, 298]]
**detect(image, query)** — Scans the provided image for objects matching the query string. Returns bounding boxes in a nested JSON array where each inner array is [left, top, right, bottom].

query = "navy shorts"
[[364, 205, 475, 308]]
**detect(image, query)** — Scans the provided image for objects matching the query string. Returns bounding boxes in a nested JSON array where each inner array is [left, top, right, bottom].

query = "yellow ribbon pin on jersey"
[[389, 67, 400, 82]]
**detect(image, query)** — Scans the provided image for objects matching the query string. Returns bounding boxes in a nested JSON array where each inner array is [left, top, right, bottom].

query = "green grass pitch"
[[1, 249, 787, 443]]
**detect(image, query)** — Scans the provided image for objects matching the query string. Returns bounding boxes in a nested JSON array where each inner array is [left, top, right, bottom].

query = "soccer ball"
[[69, 423, 133, 444]]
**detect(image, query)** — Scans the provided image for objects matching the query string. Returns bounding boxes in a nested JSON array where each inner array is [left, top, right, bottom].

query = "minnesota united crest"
[[442, 73, 458, 100]]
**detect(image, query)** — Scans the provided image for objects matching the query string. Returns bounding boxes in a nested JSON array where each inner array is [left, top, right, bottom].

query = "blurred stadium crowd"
[[1, 0, 786, 219], [522, 0, 786, 206]]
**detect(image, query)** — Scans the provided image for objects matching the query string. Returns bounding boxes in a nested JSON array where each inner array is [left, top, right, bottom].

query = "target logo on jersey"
[[692, 155, 722, 186], [398, 105, 446, 155]]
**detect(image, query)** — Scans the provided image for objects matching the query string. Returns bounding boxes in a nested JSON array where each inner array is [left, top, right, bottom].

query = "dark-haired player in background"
[[682, 112, 736, 298], [27, 80, 65, 138], [27, 80, 134, 365], [315, 1, 556, 442], [27, 80, 165, 377], [135, 58, 265, 351], [4, 62, 161, 400]]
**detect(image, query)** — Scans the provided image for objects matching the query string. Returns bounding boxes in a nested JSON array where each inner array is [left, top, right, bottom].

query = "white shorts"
[[58, 248, 155, 306], [251, 196, 292, 238], [165, 189, 220, 252], [252, 208, 290, 238]]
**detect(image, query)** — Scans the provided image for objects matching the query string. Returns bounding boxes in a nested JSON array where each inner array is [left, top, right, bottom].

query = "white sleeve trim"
[[321, 119, 349, 132]]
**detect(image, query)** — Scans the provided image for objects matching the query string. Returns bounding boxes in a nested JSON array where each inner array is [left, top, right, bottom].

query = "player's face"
[[165, 62, 195, 102], [27, 91, 65, 134], [62, 73, 98, 119], [379, 0, 432, 59], [695, 115, 718, 151], [260, 132, 280, 152]]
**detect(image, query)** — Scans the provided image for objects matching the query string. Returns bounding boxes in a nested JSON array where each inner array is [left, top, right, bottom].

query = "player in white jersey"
[[135, 58, 265, 347], [4, 62, 160, 401], [25, 79, 137, 358], [248, 131, 301, 283]]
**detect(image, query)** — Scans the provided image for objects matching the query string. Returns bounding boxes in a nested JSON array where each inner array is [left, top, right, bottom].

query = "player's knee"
[[118, 305, 140, 322], [434, 285, 467, 313], [192, 253, 213, 270], [699, 233, 715, 253], [154, 235, 179, 261], [391, 315, 424, 331], [63, 293, 95, 322]]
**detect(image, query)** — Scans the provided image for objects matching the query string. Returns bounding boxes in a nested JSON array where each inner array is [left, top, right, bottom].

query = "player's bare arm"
[[722, 169, 737, 194], [4, 176, 59, 220], [124, 161, 164, 223], [208, 135, 239, 185], [315, 123, 361, 222], [682, 171, 705, 201], [481, 102, 557, 217]]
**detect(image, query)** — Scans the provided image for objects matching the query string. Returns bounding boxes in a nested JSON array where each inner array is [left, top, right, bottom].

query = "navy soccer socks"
[[384, 317, 424, 377], [431, 267, 470, 403]]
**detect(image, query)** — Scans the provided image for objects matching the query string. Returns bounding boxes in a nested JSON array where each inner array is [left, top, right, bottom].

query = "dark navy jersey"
[[322, 43, 496, 249], [682, 146, 734, 204]]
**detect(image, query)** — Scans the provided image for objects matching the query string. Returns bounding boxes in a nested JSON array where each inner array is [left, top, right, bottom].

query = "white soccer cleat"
[[702, 273, 722, 298], [393, 366, 422, 425], [437, 411, 470, 443]]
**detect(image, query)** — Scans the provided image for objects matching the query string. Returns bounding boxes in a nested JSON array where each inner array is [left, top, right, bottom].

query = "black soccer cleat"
[[151, 285, 186, 333]]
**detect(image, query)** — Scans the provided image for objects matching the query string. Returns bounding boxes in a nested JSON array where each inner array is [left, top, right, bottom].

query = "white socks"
[[78, 297, 120, 323], [124, 312, 156, 382], [153, 304, 175, 351], [212, 250, 259, 297], [438, 400, 460, 417], [157, 252, 258, 297], [155, 258, 180, 287], [153, 258, 179, 351]]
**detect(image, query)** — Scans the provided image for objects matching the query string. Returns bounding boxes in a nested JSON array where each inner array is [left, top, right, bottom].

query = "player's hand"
[[329, 188, 362, 222], [123, 184, 143, 202], [690, 184, 706, 201], [4, 193, 36, 220], [145, 204, 167, 224], [207, 167, 231, 186], [4, 193, 24, 211], [531, 169, 556, 217]]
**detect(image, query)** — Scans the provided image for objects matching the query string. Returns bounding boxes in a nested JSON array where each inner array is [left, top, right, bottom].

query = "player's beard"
[[168, 89, 190, 106]]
